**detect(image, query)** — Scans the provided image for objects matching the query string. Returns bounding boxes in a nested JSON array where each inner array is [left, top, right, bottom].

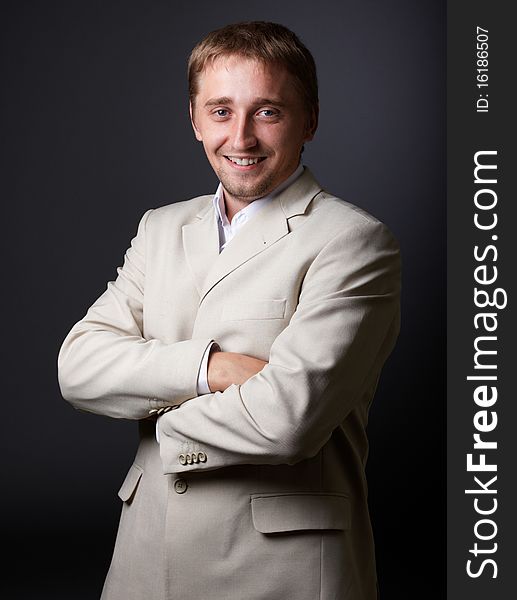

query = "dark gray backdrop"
[[1, 1, 445, 598]]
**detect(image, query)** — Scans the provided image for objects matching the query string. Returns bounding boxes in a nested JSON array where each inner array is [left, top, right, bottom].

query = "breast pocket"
[[215, 298, 289, 359], [221, 298, 287, 321]]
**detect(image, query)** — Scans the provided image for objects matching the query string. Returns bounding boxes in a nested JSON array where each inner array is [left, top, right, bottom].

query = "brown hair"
[[188, 21, 318, 118]]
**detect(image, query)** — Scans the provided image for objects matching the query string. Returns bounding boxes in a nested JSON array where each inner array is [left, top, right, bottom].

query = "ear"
[[189, 101, 203, 141], [303, 105, 319, 142]]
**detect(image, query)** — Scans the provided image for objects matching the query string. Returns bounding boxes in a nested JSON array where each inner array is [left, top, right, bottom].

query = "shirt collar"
[[212, 163, 304, 226]]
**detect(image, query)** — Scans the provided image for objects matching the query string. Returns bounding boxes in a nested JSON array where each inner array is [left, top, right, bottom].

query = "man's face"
[[190, 55, 317, 204]]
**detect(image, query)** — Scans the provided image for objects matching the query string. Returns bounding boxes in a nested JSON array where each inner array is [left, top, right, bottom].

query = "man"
[[58, 21, 400, 600]]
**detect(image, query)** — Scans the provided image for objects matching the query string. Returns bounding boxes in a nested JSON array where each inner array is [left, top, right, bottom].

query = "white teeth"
[[227, 156, 262, 166]]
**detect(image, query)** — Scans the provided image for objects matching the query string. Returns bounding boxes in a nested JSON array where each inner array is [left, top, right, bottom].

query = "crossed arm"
[[58, 209, 400, 472]]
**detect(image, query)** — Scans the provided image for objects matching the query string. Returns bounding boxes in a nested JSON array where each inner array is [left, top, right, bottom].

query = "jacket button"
[[174, 479, 188, 494], [178, 454, 186, 465], [198, 452, 207, 463]]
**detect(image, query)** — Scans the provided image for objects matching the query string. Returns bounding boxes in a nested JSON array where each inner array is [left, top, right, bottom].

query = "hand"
[[207, 350, 268, 392]]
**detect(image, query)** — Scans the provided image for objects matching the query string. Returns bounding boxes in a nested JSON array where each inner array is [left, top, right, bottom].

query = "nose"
[[231, 113, 258, 151]]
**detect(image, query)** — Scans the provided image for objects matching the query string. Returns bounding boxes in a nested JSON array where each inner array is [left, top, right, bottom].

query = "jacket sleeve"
[[158, 219, 401, 472], [57, 209, 213, 419]]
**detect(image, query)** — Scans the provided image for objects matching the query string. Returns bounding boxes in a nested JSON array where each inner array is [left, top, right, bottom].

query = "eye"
[[258, 109, 276, 117], [213, 109, 229, 118]]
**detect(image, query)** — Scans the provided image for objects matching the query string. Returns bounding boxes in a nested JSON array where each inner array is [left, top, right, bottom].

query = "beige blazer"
[[58, 167, 400, 600]]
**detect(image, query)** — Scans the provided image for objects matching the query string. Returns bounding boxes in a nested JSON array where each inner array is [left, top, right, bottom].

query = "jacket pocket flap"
[[117, 463, 143, 502], [221, 299, 286, 321], [251, 493, 350, 533]]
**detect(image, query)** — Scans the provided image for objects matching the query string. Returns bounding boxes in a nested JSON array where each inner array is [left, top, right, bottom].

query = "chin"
[[224, 177, 275, 201]]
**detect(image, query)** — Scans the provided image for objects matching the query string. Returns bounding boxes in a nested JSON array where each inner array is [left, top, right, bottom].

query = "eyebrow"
[[203, 97, 286, 109]]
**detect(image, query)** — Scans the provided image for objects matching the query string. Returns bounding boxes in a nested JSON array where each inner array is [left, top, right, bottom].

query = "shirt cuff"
[[156, 340, 219, 444], [196, 341, 219, 395]]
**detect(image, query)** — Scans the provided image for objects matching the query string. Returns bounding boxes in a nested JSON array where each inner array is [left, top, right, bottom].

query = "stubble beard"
[[216, 164, 276, 204]]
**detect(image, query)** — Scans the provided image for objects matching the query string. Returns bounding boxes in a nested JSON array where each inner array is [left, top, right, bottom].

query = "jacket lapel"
[[199, 199, 289, 302], [182, 199, 220, 297], [183, 167, 323, 304]]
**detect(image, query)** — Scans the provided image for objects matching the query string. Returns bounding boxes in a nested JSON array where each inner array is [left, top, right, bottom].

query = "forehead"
[[196, 55, 299, 103]]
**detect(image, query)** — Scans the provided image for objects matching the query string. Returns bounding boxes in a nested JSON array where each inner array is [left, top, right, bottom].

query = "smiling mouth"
[[224, 156, 266, 166]]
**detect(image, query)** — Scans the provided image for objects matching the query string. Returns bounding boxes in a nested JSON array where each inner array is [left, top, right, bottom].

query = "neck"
[[223, 194, 254, 223]]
